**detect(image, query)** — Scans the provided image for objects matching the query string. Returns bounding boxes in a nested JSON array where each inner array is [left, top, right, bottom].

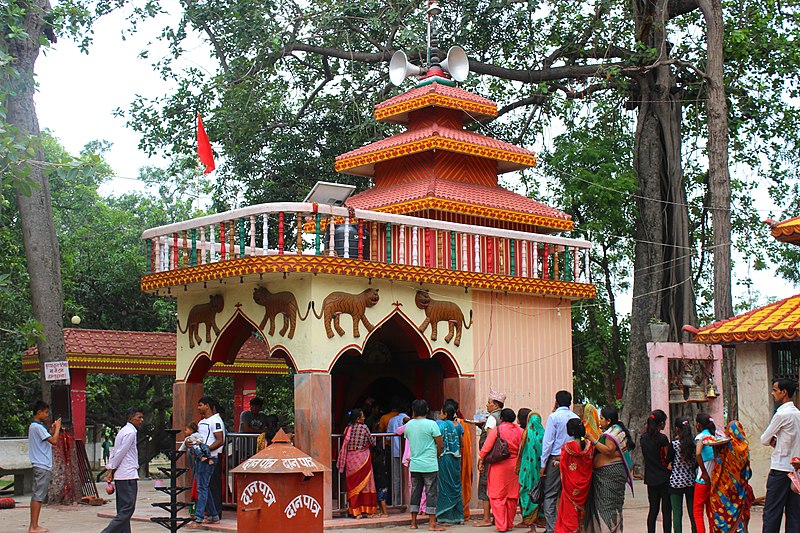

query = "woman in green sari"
[[516, 409, 545, 527]]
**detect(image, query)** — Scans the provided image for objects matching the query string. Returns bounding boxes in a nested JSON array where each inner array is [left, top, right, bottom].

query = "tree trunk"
[[4, 1, 66, 405], [698, 0, 736, 420], [625, 0, 698, 470]]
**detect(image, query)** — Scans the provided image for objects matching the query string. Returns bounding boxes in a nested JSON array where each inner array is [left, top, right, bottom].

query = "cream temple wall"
[[174, 275, 479, 381]]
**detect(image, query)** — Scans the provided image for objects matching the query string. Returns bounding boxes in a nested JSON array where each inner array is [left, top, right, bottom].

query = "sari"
[[584, 404, 601, 442], [458, 418, 474, 519], [517, 412, 545, 525], [555, 439, 594, 533], [586, 424, 633, 533], [337, 422, 377, 517], [436, 419, 465, 523], [709, 421, 753, 532]]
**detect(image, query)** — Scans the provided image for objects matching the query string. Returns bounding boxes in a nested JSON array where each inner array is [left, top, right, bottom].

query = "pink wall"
[[471, 291, 574, 415]]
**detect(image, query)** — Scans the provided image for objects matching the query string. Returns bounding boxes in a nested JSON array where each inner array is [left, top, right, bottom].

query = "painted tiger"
[[415, 290, 472, 347], [252, 286, 311, 340], [177, 294, 224, 348], [312, 288, 380, 338]]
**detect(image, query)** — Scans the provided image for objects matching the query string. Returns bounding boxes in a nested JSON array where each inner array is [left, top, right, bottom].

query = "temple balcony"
[[140, 202, 595, 300]]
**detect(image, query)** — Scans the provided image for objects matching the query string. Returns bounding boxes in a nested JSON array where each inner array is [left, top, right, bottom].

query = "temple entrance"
[[330, 313, 457, 430]]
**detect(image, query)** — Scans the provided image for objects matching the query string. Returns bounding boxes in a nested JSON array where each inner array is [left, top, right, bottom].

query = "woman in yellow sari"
[[709, 420, 753, 532]]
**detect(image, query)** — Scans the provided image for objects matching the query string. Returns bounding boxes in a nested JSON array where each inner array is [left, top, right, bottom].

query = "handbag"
[[483, 425, 510, 464], [529, 477, 545, 506], [789, 469, 800, 495]]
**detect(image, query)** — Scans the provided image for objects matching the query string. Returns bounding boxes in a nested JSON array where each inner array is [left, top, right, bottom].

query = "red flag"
[[197, 113, 215, 174]]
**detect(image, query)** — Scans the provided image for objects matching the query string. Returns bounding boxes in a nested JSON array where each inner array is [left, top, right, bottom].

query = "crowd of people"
[[23, 377, 799, 532], [336, 378, 800, 533]]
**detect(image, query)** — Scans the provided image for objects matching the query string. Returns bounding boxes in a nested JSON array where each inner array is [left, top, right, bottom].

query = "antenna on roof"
[[389, 0, 470, 87]]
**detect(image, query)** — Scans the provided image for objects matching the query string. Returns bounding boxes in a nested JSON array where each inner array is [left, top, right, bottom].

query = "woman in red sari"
[[337, 408, 377, 518], [478, 408, 524, 532], [556, 418, 594, 533]]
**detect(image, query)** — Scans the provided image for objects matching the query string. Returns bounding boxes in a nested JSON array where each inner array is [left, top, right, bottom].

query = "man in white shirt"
[[540, 390, 579, 533], [102, 408, 145, 533], [760, 377, 800, 532], [471, 388, 505, 527], [188, 397, 225, 529]]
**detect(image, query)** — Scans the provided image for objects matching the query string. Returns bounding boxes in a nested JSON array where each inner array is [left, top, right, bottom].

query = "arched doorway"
[[330, 312, 455, 431]]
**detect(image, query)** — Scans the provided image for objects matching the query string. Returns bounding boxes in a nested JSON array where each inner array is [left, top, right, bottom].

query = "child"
[[180, 422, 214, 465], [669, 417, 697, 533], [28, 400, 61, 533], [693, 413, 716, 533], [371, 441, 390, 517], [554, 418, 593, 533], [641, 409, 672, 533]]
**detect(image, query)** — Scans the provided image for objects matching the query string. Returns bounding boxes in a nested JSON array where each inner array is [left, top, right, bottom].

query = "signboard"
[[44, 361, 70, 382]]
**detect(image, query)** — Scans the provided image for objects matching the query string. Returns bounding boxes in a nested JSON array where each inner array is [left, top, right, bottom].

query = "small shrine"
[[138, 22, 596, 517], [685, 215, 800, 491]]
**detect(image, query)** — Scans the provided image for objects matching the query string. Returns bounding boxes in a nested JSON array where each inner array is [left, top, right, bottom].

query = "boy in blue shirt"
[[404, 399, 444, 531], [28, 400, 61, 533]]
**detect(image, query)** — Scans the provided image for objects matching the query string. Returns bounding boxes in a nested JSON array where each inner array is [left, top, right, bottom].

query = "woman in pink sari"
[[337, 408, 377, 518], [478, 408, 524, 532]]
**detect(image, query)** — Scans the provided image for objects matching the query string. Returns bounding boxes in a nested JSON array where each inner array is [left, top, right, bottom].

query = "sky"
[[32, 2, 797, 315]]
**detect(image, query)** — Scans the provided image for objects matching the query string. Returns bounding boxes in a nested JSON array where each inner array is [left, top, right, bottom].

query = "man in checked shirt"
[[101, 407, 145, 533]]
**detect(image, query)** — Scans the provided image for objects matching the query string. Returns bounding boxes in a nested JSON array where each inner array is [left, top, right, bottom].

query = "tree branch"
[[668, 0, 700, 18]]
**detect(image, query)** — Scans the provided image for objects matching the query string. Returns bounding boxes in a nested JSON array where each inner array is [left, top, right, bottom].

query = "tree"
[[2, 0, 66, 405]]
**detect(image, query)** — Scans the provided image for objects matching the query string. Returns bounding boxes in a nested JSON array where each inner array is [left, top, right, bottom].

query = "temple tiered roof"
[[687, 294, 800, 344], [374, 83, 497, 124], [767, 216, 800, 246]]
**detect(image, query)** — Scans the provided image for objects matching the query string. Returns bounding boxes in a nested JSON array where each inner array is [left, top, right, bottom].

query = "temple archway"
[[330, 312, 454, 431]]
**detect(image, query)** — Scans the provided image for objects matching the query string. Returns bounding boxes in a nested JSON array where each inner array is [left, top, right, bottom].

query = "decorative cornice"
[[691, 293, 800, 345], [375, 93, 497, 123], [373, 198, 574, 231], [140, 255, 596, 300], [334, 136, 536, 174], [21, 354, 289, 375]]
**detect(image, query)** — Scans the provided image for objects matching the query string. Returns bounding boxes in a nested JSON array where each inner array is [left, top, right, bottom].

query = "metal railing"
[[331, 432, 406, 513], [222, 432, 259, 505], [141, 202, 592, 284]]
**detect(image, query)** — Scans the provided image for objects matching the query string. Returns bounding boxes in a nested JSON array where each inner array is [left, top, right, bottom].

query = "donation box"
[[230, 429, 328, 532]]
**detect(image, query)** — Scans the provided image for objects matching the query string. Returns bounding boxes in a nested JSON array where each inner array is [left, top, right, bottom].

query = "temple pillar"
[[294, 373, 332, 519], [70, 368, 87, 442], [173, 381, 204, 503], [443, 376, 477, 510], [233, 374, 257, 432]]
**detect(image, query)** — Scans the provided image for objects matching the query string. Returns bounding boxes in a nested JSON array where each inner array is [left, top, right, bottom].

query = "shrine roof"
[[767, 215, 800, 246], [374, 82, 497, 124], [22, 329, 290, 375], [346, 178, 573, 230], [335, 126, 536, 177], [687, 293, 800, 344]]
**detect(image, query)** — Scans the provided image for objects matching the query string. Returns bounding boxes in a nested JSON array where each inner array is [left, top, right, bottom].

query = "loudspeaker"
[[439, 46, 469, 82], [390, 50, 424, 86], [51, 384, 72, 426]]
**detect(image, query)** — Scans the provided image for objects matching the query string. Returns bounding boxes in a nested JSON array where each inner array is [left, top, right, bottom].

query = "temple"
[[137, 59, 596, 515]]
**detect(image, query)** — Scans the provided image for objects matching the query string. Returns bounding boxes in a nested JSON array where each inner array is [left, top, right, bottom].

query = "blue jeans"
[[194, 460, 218, 522]]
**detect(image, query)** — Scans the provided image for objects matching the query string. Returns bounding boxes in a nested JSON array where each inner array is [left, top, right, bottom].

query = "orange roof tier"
[[767, 216, 800, 246], [335, 126, 537, 177], [686, 293, 800, 344], [347, 178, 573, 230], [22, 329, 290, 375], [374, 83, 497, 124]]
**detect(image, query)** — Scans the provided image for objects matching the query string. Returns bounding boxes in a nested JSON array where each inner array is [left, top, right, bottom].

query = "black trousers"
[[210, 458, 223, 518], [647, 482, 671, 533], [763, 469, 800, 533], [101, 479, 137, 533]]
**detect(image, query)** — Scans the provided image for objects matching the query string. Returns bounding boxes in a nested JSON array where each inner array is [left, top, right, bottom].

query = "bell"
[[669, 387, 685, 403], [688, 385, 706, 402], [681, 366, 695, 387], [706, 383, 719, 398]]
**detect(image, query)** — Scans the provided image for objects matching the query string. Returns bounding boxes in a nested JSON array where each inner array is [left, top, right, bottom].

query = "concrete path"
[[2, 480, 765, 532]]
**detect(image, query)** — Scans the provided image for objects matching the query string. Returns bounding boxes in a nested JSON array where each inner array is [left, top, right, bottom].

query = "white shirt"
[[107, 422, 139, 480], [760, 401, 800, 472], [198, 414, 225, 457]]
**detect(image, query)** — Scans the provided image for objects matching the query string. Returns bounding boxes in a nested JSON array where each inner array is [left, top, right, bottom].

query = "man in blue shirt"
[[387, 402, 409, 505], [540, 390, 579, 533], [404, 399, 444, 531], [28, 400, 61, 533]]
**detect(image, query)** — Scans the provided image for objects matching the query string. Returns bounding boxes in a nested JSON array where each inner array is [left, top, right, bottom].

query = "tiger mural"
[[415, 290, 472, 347], [177, 294, 224, 348], [312, 288, 380, 338], [252, 286, 311, 340]]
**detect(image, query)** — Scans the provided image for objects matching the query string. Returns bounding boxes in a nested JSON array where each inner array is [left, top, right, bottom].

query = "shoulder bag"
[[483, 424, 510, 464]]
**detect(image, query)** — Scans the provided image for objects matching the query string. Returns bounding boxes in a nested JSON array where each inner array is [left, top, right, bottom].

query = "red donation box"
[[230, 429, 328, 532]]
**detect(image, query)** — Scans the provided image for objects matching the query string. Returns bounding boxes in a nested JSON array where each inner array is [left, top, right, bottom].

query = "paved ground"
[[3, 480, 765, 532]]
